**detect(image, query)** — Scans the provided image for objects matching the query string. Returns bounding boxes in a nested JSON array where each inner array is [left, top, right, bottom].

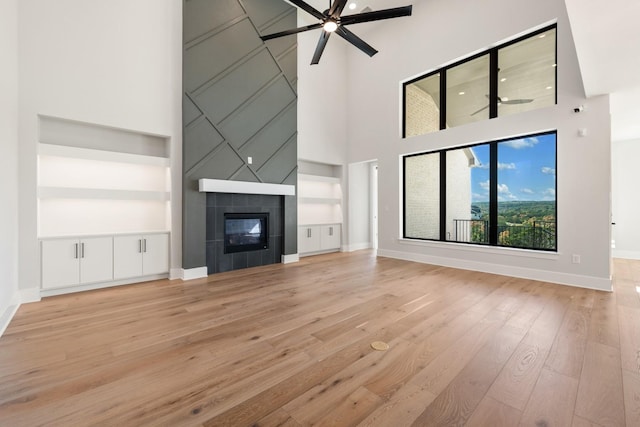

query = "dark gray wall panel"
[[257, 138, 297, 184], [220, 76, 295, 149], [242, 0, 292, 30], [194, 49, 280, 125], [184, 18, 262, 93], [184, 0, 245, 44], [183, 94, 201, 126], [183, 117, 225, 172], [183, 0, 297, 270], [239, 104, 296, 170], [188, 143, 244, 180]]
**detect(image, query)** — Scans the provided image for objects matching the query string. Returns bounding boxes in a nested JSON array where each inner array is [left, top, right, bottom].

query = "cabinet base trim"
[[282, 254, 299, 264], [299, 248, 340, 257], [40, 274, 169, 297], [180, 266, 208, 281]]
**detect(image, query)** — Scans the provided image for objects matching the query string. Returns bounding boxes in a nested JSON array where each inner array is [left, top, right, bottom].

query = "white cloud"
[[541, 166, 556, 175], [521, 188, 534, 194], [479, 180, 490, 191], [502, 137, 539, 149], [543, 188, 556, 197], [498, 162, 516, 170], [498, 183, 517, 200]]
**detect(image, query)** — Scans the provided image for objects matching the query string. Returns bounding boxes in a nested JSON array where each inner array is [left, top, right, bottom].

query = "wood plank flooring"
[[0, 251, 638, 426]]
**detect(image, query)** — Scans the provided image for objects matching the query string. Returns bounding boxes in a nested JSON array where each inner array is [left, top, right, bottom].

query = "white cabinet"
[[298, 226, 321, 254], [320, 224, 341, 250], [113, 233, 169, 279], [298, 224, 341, 255], [41, 237, 113, 289]]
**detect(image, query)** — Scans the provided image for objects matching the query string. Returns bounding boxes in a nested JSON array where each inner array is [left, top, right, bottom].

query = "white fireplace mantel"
[[198, 179, 295, 196]]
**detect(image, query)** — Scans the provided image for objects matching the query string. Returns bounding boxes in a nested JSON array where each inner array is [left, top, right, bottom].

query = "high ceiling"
[[288, 0, 640, 141]]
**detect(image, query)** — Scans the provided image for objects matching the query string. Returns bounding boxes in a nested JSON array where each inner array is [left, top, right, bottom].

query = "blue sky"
[[470, 133, 556, 203]]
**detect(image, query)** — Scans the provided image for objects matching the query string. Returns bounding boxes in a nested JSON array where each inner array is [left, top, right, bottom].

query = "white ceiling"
[[289, 0, 640, 141]]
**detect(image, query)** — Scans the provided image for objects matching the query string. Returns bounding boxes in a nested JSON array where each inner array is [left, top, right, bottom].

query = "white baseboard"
[[180, 266, 208, 281], [0, 290, 21, 338], [343, 242, 372, 252], [40, 275, 168, 297], [612, 249, 640, 260], [377, 248, 612, 292], [282, 253, 299, 264], [20, 287, 42, 303]]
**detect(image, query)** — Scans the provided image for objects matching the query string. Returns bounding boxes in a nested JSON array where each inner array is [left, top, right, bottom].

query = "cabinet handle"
[[143, 239, 147, 253], [139, 239, 142, 253], [74, 243, 79, 259], [308, 228, 311, 238], [81, 242, 85, 258], [329, 227, 333, 236]]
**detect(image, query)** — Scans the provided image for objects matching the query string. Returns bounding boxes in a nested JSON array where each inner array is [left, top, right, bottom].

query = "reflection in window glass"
[[498, 28, 556, 118], [446, 54, 490, 128], [405, 73, 440, 137], [446, 144, 490, 244], [497, 133, 556, 249], [404, 153, 440, 239]]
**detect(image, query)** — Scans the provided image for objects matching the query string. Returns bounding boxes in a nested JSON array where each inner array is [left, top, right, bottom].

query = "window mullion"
[[440, 151, 446, 240], [489, 49, 499, 119], [489, 142, 498, 245]]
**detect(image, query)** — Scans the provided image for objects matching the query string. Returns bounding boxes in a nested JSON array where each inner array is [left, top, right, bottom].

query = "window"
[[403, 131, 556, 251], [403, 25, 557, 138]]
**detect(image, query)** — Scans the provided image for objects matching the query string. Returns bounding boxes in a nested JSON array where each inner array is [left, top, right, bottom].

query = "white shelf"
[[298, 197, 341, 204], [38, 187, 170, 201], [38, 143, 170, 167], [298, 174, 340, 184]]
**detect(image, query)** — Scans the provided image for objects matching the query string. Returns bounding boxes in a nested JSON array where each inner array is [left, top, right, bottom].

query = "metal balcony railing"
[[452, 219, 556, 250]]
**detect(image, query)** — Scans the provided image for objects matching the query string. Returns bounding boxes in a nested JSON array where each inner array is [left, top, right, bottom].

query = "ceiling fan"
[[471, 95, 534, 115], [260, 0, 413, 65]]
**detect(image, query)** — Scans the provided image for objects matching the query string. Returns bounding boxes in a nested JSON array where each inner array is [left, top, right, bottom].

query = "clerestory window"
[[403, 25, 556, 137]]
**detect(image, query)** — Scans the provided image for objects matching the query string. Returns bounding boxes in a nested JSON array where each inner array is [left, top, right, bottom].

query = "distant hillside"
[[472, 201, 555, 225]]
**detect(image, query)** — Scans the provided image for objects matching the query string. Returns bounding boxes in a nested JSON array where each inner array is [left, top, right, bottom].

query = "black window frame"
[[402, 24, 557, 138], [402, 130, 558, 252]]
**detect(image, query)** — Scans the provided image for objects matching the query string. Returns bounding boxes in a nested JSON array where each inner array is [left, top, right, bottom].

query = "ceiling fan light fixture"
[[348, 2, 357, 10], [323, 20, 338, 32]]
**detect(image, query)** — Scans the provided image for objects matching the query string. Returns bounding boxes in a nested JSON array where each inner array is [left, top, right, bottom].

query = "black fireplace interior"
[[206, 192, 283, 274], [224, 213, 269, 254]]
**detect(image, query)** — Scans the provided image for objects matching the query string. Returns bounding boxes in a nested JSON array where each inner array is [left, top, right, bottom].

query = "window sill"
[[397, 238, 560, 261]]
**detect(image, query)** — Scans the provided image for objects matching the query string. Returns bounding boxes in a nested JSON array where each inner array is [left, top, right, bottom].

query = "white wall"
[[338, 0, 611, 289], [17, 0, 183, 294], [0, 0, 20, 333], [612, 138, 640, 259], [297, 11, 348, 166]]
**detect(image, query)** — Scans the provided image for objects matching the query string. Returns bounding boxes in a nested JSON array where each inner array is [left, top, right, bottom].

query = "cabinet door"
[[42, 239, 80, 289], [298, 226, 320, 254], [113, 235, 144, 279], [79, 237, 113, 284], [142, 233, 169, 276], [320, 224, 341, 250]]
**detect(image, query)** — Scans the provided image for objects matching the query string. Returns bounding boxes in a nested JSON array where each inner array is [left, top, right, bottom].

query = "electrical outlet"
[[572, 254, 581, 264]]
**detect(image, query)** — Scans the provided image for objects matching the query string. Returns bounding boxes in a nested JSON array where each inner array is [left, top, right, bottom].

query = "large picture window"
[[403, 25, 556, 137], [403, 131, 557, 251]]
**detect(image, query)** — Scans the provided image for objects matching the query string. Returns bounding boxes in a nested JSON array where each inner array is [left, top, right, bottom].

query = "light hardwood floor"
[[1, 251, 639, 426]]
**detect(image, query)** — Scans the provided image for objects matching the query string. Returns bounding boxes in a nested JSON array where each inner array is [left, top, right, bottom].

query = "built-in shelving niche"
[[37, 116, 171, 237]]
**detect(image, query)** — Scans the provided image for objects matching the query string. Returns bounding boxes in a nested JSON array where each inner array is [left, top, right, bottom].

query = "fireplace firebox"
[[224, 213, 269, 254]]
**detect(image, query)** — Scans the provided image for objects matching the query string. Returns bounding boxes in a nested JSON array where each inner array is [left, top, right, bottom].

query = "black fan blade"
[[311, 31, 331, 65], [502, 98, 534, 104], [471, 105, 489, 116], [340, 6, 413, 26], [329, 0, 348, 18], [335, 26, 377, 57], [260, 23, 323, 41], [289, 0, 326, 20]]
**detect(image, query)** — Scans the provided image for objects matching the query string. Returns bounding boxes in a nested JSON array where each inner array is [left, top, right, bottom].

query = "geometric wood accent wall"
[[182, 0, 297, 269]]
